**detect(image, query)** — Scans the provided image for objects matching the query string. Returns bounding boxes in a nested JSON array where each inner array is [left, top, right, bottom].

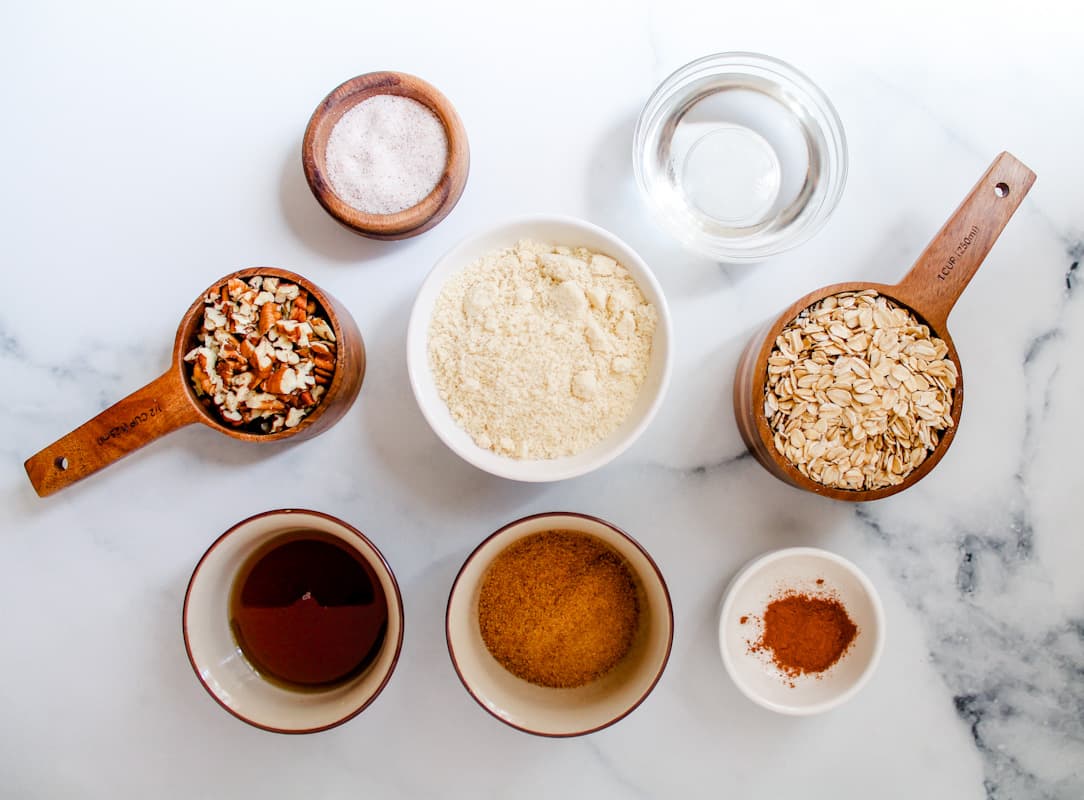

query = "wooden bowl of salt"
[[302, 71, 470, 240]]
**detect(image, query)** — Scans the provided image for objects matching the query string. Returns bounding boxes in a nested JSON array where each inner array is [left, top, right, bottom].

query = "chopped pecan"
[[259, 302, 281, 336], [187, 274, 337, 433], [309, 317, 335, 342], [188, 352, 214, 397], [289, 290, 309, 322], [265, 366, 299, 395], [221, 408, 244, 425], [226, 278, 248, 299], [245, 392, 285, 414]]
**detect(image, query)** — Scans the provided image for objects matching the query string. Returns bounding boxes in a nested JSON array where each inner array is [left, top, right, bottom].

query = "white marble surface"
[[3, 1, 1082, 797]]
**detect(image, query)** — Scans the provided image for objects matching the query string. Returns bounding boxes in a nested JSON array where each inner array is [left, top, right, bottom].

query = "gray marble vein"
[[855, 249, 1084, 799]]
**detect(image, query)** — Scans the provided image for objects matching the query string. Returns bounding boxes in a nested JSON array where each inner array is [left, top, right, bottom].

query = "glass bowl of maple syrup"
[[183, 509, 404, 733]]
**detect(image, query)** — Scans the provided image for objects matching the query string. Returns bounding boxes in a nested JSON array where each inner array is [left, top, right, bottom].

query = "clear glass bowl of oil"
[[634, 52, 847, 262]]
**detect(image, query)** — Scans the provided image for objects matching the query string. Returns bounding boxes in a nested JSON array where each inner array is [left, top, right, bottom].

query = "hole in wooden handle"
[[994, 182, 1010, 198], [54, 456, 69, 470]]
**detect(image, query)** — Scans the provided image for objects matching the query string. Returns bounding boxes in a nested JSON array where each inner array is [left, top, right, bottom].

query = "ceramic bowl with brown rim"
[[302, 71, 469, 240], [183, 509, 404, 734], [446, 512, 674, 737]]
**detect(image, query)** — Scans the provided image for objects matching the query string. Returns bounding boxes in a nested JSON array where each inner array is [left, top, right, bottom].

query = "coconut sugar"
[[325, 94, 448, 215], [477, 530, 640, 688], [428, 240, 657, 460]]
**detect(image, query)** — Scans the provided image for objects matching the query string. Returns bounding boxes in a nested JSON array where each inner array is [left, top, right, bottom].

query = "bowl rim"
[[632, 50, 848, 262], [445, 511, 675, 737], [717, 545, 885, 716], [182, 508, 405, 734], [406, 214, 674, 482]]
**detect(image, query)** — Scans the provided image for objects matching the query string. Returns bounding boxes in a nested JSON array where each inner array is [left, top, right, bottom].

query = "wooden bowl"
[[734, 152, 1035, 501], [302, 71, 469, 240], [24, 267, 366, 497]]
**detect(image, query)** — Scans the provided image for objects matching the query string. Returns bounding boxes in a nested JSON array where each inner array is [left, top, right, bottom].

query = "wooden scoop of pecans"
[[184, 276, 336, 433]]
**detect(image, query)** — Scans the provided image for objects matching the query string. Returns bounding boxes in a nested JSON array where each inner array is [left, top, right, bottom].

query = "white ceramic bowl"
[[183, 509, 404, 733], [406, 215, 673, 482], [446, 512, 674, 736], [718, 547, 884, 715]]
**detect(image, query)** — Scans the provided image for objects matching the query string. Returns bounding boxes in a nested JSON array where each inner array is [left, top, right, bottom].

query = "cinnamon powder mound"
[[750, 592, 858, 678], [477, 530, 640, 688]]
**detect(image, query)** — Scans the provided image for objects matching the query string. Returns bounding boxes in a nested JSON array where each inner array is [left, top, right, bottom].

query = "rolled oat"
[[764, 290, 957, 491]]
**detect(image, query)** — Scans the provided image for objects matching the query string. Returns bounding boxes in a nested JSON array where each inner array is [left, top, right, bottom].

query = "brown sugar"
[[477, 530, 640, 688]]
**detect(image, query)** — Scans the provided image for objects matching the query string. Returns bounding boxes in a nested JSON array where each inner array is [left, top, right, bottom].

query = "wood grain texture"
[[733, 152, 1035, 502], [25, 267, 365, 497], [24, 372, 199, 498], [894, 152, 1037, 333], [302, 71, 470, 240]]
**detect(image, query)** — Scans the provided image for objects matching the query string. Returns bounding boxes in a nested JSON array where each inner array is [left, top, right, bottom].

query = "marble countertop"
[[3, 1, 1081, 797]]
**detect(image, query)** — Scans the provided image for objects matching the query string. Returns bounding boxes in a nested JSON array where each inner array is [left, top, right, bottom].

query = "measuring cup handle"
[[24, 371, 199, 497], [896, 151, 1036, 332]]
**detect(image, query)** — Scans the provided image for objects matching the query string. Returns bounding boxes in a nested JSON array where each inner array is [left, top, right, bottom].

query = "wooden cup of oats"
[[24, 267, 365, 497], [734, 152, 1035, 501]]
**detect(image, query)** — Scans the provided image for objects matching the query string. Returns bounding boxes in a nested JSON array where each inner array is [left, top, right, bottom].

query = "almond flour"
[[428, 240, 657, 460]]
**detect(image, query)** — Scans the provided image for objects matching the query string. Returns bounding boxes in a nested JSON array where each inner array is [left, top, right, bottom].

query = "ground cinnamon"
[[750, 591, 857, 678], [477, 530, 640, 688]]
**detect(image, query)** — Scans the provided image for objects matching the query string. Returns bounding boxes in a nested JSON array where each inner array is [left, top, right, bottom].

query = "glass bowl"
[[633, 52, 848, 262]]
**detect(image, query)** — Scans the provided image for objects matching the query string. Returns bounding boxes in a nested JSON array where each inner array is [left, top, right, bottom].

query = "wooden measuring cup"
[[734, 152, 1035, 501], [25, 267, 366, 497]]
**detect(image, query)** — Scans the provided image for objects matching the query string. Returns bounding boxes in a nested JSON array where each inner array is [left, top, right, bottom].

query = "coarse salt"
[[325, 94, 448, 216]]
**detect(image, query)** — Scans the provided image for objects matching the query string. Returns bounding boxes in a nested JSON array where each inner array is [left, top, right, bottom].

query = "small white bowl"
[[183, 509, 404, 734], [406, 215, 673, 482], [718, 547, 885, 715], [446, 512, 674, 736]]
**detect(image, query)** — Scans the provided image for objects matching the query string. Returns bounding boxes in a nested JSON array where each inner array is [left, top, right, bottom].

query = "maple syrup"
[[229, 530, 388, 690]]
